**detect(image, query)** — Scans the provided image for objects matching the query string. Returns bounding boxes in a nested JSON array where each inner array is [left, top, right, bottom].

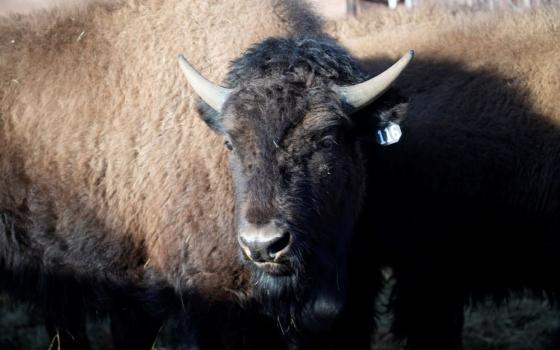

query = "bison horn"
[[178, 54, 232, 112], [333, 50, 414, 112]]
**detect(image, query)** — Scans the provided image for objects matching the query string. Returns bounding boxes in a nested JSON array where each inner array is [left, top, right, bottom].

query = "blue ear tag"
[[376, 122, 402, 146]]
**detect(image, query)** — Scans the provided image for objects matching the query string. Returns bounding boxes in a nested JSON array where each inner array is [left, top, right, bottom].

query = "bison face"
[[220, 80, 367, 330], [223, 79, 359, 272], [178, 41, 413, 333], [223, 77, 364, 278]]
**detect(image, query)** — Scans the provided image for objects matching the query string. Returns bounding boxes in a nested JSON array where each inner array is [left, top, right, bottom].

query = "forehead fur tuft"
[[225, 35, 367, 88]]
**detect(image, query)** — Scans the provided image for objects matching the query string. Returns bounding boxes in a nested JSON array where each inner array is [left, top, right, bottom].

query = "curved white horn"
[[178, 54, 232, 112], [333, 50, 414, 112]]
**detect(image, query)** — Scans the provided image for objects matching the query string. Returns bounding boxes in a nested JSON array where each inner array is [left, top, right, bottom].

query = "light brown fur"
[[0, 0, 118, 17], [330, 6, 560, 120], [0, 0, 309, 301]]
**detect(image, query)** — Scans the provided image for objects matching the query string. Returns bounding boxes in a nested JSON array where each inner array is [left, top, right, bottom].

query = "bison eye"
[[224, 140, 233, 151], [319, 137, 336, 150]]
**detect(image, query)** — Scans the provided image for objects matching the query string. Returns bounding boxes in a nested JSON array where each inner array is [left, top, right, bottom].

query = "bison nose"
[[239, 223, 291, 263]]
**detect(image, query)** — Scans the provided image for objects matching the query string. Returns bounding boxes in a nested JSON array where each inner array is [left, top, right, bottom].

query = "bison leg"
[[110, 307, 162, 350], [44, 306, 91, 350], [391, 273, 464, 350]]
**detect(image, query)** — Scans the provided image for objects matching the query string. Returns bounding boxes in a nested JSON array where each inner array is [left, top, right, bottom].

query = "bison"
[[0, 0, 413, 348], [332, 6, 560, 350]]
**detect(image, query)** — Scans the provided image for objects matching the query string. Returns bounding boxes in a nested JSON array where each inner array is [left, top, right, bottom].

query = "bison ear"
[[374, 102, 408, 146], [196, 99, 225, 134], [352, 88, 409, 145], [376, 101, 408, 125]]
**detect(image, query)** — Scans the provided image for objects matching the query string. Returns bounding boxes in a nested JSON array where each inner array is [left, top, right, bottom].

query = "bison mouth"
[[241, 252, 293, 276]]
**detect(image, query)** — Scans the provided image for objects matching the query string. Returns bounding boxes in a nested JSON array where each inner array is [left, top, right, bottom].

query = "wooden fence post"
[[347, 0, 359, 15]]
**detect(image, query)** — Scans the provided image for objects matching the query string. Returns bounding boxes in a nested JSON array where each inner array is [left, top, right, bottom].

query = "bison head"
[[179, 36, 412, 335]]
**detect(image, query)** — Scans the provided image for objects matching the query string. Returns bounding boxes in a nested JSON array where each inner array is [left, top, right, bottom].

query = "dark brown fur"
[[332, 7, 560, 350]]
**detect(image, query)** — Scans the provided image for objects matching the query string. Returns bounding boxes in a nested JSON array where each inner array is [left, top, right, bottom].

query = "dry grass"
[[0, 296, 112, 350], [1, 293, 557, 349], [369, 282, 560, 350]]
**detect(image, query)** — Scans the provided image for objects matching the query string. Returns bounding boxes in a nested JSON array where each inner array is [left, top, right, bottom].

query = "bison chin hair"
[[246, 243, 349, 341]]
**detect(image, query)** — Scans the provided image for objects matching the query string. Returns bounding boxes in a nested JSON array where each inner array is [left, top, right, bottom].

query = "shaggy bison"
[[334, 7, 560, 350], [0, 0, 413, 348]]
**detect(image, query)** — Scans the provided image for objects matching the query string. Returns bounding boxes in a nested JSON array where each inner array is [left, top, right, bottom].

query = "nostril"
[[268, 231, 291, 259], [239, 236, 258, 260], [239, 224, 291, 264]]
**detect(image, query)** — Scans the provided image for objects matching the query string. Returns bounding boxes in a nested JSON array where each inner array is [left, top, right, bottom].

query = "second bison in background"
[[339, 8, 560, 350]]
